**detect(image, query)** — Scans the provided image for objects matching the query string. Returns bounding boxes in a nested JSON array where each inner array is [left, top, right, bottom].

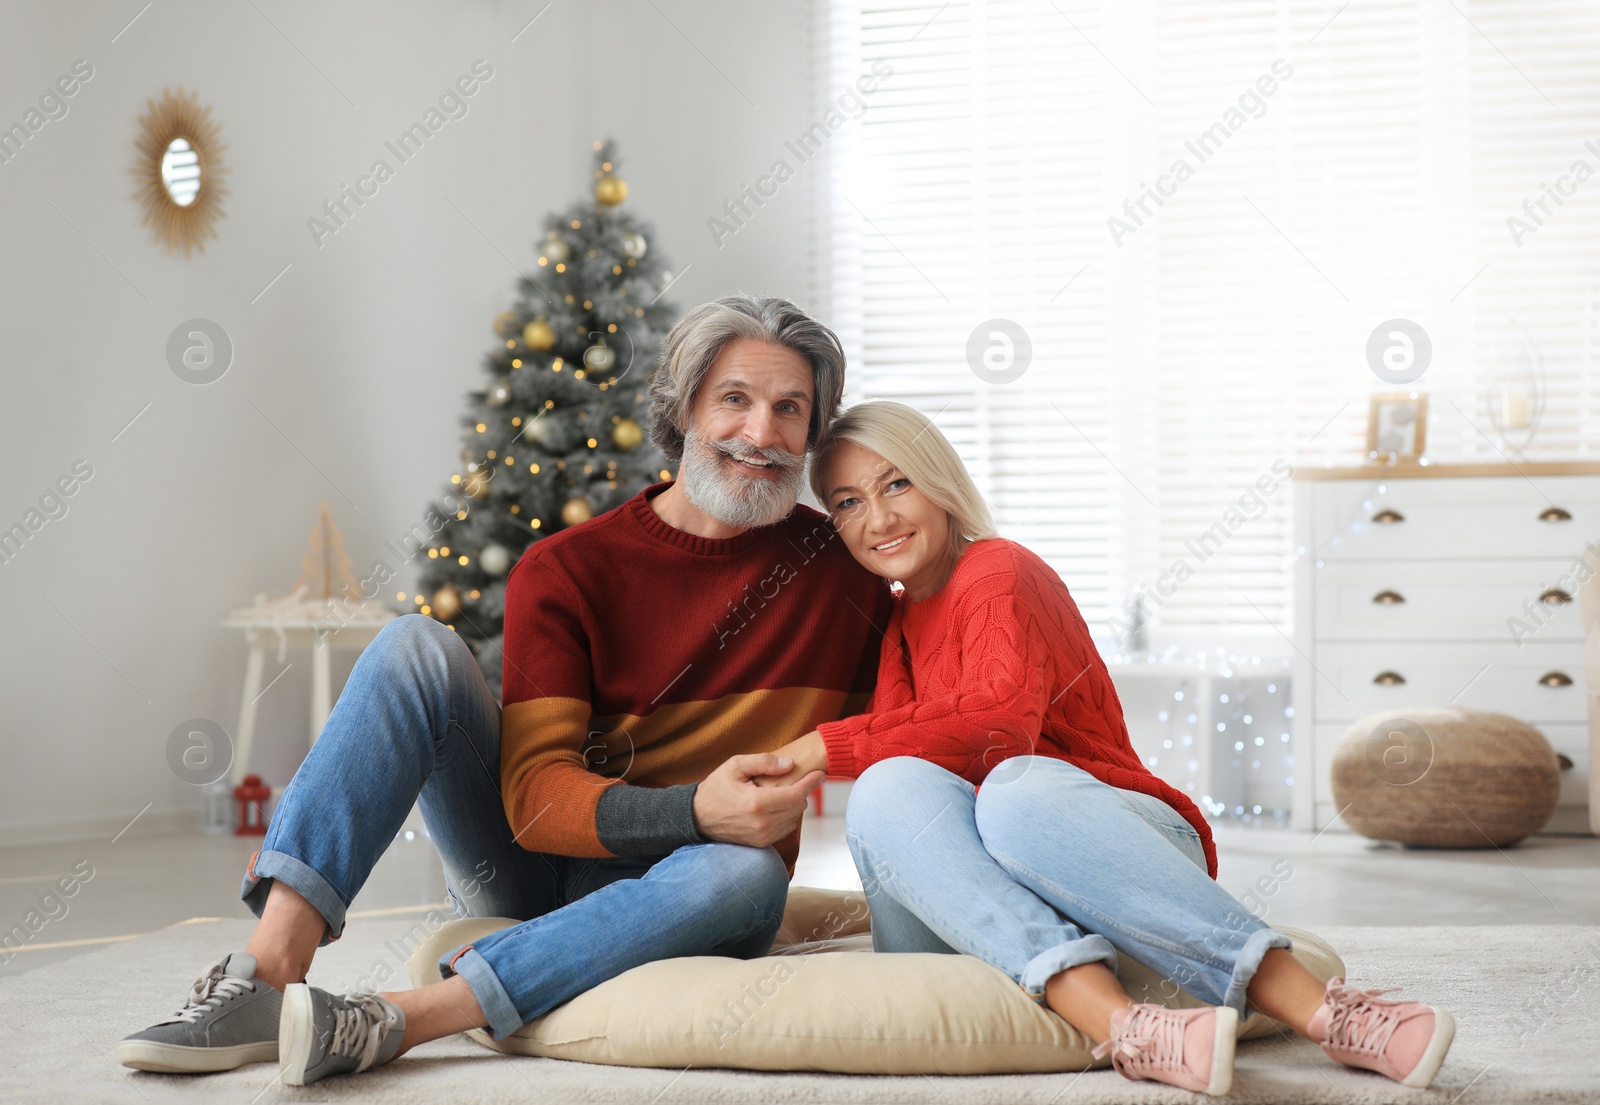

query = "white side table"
[[221, 607, 397, 786]]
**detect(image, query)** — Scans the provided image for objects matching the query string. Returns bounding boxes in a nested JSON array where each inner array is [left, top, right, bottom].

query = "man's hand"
[[692, 754, 825, 848]]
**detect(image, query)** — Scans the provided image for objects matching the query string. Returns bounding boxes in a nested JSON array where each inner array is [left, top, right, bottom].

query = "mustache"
[[710, 436, 805, 472]]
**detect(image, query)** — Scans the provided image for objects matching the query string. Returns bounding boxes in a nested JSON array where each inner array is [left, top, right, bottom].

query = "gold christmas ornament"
[[542, 233, 571, 264], [561, 497, 593, 526], [486, 378, 512, 407], [582, 343, 617, 373], [595, 175, 628, 206], [621, 231, 648, 259], [522, 318, 556, 351], [464, 467, 492, 499], [612, 417, 644, 450], [430, 583, 462, 623], [492, 310, 518, 338]]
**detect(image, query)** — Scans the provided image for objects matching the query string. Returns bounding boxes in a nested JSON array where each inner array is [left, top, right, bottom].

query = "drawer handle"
[[1373, 671, 1407, 685], [1539, 671, 1574, 687], [1372, 590, 1406, 605], [1538, 506, 1572, 522], [1372, 509, 1405, 524], [1558, 752, 1575, 770], [1539, 588, 1574, 605]]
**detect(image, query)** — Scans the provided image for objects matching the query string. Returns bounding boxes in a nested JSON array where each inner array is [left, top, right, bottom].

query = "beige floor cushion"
[[406, 885, 1345, 1075]]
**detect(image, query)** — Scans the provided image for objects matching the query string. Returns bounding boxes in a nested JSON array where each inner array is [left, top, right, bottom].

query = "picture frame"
[[1366, 391, 1428, 463]]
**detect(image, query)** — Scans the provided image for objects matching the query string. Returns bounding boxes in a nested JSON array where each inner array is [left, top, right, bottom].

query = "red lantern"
[[234, 774, 270, 836]]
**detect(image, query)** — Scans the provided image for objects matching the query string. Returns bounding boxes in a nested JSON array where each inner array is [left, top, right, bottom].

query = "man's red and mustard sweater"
[[499, 480, 893, 875], [816, 536, 1219, 879]]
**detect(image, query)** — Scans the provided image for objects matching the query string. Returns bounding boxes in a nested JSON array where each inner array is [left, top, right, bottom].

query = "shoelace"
[[161, 961, 256, 1025], [1321, 981, 1407, 1060], [328, 992, 397, 1072], [1091, 1006, 1183, 1077]]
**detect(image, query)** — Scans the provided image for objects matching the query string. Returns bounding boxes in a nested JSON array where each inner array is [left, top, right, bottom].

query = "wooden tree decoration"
[[294, 500, 362, 601]]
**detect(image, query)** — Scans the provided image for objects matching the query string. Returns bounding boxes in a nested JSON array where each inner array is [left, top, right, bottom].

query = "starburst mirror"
[[132, 87, 228, 257]]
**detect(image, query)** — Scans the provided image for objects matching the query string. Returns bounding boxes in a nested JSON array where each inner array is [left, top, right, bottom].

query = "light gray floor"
[[3, 786, 1597, 979]]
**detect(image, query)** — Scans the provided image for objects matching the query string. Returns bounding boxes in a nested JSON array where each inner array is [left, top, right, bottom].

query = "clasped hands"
[[688, 731, 829, 849]]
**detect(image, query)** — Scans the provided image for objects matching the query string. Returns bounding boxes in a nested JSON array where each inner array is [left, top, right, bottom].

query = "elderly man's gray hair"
[[646, 293, 846, 463]]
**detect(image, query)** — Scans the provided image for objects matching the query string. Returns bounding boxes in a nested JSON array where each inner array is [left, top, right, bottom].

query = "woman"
[[763, 400, 1455, 1096]]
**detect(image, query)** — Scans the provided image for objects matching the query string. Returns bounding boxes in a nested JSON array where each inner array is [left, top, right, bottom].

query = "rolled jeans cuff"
[[1221, 927, 1294, 1015], [240, 849, 348, 947], [441, 945, 524, 1040], [1019, 932, 1117, 999]]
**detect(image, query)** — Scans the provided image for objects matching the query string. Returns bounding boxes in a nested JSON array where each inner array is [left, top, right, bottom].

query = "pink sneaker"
[[1309, 976, 1455, 1089], [1092, 1003, 1238, 1096]]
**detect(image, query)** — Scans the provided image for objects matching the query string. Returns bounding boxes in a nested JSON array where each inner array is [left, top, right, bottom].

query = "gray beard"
[[676, 426, 805, 530]]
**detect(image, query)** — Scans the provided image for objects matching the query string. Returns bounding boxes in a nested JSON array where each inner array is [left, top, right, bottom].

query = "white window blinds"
[[814, 0, 1600, 641]]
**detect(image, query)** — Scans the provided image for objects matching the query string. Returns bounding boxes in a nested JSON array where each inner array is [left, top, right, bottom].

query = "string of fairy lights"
[[1108, 649, 1296, 825]]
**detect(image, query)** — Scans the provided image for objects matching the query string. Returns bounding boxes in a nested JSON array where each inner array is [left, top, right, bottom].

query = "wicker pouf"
[[1330, 707, 1560, 847]]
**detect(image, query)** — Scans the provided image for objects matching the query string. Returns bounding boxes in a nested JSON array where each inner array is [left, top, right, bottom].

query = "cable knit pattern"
[[817, 537, 1218, 879]]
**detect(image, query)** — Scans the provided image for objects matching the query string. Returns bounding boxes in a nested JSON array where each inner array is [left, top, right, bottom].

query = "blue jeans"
[[240, 614, 789, 1039], [845, 755, 1290, 1015]]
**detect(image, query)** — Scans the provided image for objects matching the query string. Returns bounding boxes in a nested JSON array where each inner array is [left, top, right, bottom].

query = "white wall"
[[0, 0, 823, 844]]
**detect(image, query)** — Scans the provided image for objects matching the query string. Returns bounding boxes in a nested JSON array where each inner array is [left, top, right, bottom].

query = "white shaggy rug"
[[1, 916, 1595, 1104]]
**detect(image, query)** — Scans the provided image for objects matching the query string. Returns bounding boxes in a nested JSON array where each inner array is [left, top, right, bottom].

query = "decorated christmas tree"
[[400, 140, 680, 698]]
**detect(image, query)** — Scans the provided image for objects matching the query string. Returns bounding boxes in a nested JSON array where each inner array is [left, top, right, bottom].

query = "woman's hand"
[[753, 730, 828, 789]]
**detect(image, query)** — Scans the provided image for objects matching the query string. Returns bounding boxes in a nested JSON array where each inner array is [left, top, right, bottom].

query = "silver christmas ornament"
[[479, 543, 511, 577], [543, 233, 571, 264], [521, 414, 553, 445]]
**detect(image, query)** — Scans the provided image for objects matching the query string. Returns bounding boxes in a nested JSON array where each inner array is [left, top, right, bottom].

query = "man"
[[117, 294, 893, 1085]]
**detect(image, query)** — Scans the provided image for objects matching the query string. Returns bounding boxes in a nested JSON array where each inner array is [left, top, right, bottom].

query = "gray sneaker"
[[117, 952, 282, 1072], [279, 984, 406, 1086]]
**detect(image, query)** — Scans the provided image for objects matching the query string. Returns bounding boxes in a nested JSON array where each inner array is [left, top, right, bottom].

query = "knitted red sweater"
[[499, 481, 892, 874], [817, 537, 1218, 879]]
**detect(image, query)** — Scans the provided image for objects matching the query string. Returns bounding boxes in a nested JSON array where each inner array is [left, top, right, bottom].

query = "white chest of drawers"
[[1291, 462, 1600, 834]]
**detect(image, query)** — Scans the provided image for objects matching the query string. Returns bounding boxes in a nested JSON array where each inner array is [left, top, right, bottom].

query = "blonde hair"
[[810, 400, 997, 564]]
